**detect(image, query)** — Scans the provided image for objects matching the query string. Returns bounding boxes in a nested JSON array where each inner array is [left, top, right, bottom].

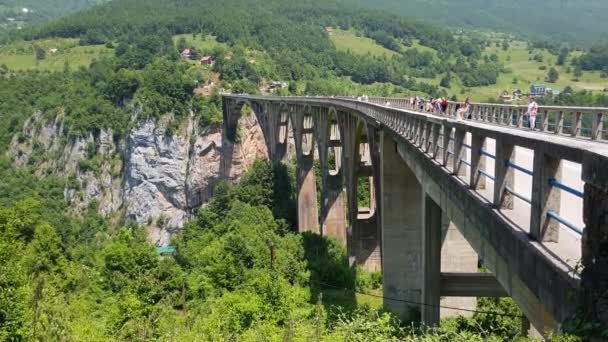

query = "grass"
[[330, 29, 398, 58], [172, 34, 228, 53], [446, 40, 607, 102], [0, 38, 111, 72]]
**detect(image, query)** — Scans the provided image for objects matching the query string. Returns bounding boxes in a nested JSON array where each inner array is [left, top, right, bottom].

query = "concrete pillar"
[[322, 174, 346, 242], [293, 109, 319, 234], [381, 134, 423, 322], [494, 139, 515, 209], [422, 193, 441, 326], [440, 212, 478, 318], [314, 108, 346, 243], [530, 149, 561, 242], [582, 183, 608, 329], [296, 154, 319, 233]]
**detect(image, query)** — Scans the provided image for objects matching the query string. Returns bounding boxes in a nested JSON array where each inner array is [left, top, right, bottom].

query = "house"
[[48, 48, 58, 54], [499, 90, 512, 100], [200, 56, 215, 66], [181, 48, 191, 58], [512, 89, 523, 98], [324, 26, 335, 35], [529, 84, 546, 97]]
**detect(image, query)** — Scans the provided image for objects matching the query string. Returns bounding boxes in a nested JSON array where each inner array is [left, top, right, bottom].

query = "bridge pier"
[[380, 133, 423, 321], [315, 108, 346, 242], [440, 214, 478, 318], [293, 107, 319, 234], [342, 113, 381, 271]]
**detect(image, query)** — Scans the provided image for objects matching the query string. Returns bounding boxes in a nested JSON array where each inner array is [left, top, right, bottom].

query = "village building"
[[181, 48, 191, 58], [529, 83, 546, 97], [200, 56, 215, 66]]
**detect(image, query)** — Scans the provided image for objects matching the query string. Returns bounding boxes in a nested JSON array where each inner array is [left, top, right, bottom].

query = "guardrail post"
[[592, 112, 603, 140], [470, 134, 486, 190], [424, 121, 433, 153], [418, 119, 425, 148], [517, 108, 524, 128], [494, 139, 515, 209], [540, 109, 549, 132], [431, 123, 441, 160], [453, 128, 466, 176], [530, 150, 561, 242], [573, 112, 582, 137], [555, 111, 564, 135], [442, 124, 452, 167]]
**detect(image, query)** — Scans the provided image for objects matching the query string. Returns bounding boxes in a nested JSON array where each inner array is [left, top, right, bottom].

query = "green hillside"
[[351, 0, 608, 46]]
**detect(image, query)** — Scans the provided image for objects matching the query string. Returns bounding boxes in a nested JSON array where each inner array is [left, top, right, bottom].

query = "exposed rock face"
[[9, 111, 268, 246]]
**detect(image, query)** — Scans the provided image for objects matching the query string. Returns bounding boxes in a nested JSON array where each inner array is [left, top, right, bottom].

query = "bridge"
[[222, 94, 608, 335]]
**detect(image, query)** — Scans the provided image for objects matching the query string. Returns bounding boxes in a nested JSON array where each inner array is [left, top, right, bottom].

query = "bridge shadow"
[[301, 233, 358, 320]]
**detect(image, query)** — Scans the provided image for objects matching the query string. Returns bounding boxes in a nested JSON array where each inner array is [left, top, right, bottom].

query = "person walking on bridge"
[[457, 97, 471, 120], [526, 97, 538, 130]]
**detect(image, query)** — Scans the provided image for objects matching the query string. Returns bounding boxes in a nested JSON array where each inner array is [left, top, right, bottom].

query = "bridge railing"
[[338, 96, 608, 142]]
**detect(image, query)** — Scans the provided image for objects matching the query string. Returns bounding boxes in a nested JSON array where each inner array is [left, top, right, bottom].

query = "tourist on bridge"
[[526, 97, 538, 130], [441, 97, 448, 114], [457, 97, 471, 120]]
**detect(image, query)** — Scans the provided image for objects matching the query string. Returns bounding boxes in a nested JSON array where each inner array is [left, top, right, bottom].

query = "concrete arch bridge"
[[222, 94, 608, 335]]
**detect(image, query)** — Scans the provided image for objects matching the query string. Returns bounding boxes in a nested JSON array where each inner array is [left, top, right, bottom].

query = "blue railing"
[[548, 179, 584, 198], [478, 169, 495, 181], [480, 150, 495, 159], [547, 211, 584, 235], [505, 186, 532, 204], [506, 161, 534, 176]]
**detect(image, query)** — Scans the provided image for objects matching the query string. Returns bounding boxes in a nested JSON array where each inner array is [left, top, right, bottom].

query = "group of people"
[[354, 94, 539, 130]]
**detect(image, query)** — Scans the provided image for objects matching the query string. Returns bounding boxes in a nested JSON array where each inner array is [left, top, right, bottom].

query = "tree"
[[439, 75, 451, 88], [546, 67, 559, 83], [34, 45, 46, 63]]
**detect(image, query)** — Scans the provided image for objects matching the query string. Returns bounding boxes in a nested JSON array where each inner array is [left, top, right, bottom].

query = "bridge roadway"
[[222, 94, 608, 335]]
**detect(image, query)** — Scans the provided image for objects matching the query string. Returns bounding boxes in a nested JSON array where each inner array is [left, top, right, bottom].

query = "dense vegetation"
[[351, 0, 608, 46], [1, 157, 552, 340]]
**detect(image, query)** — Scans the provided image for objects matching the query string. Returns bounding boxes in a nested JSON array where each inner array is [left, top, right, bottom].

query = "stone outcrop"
[[9, 111, 267, 245]]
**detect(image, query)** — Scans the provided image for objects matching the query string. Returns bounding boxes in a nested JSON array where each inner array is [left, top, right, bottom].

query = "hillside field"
[[0, 38, 111, 71]]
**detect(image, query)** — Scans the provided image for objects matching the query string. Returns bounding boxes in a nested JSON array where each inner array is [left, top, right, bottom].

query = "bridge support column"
[[582, 182, 608, 329], [440, 213, 478, 318], [342, 113, 381, 271], [422, 193, 442, 326], [296, 154, 319, 233], [322, 174, 346, 242], [293, 107, 319, 234], [380, 133, 423, 322]]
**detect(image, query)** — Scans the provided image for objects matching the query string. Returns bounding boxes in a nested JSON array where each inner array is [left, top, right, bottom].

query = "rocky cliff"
[[9, 111, 267, 245]]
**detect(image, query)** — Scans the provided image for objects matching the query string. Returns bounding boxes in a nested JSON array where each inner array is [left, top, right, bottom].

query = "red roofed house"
[[181, 48, 191, 58], [200, 56, 215, 66]]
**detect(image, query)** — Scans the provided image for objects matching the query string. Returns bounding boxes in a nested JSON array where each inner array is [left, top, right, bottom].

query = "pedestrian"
[[457, 97, 471, 120], [526, 97, 538, 129], [441, 97, 448, 115]]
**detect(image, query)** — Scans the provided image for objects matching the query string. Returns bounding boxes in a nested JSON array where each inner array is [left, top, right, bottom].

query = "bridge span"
[[222, 94, 608, 335]]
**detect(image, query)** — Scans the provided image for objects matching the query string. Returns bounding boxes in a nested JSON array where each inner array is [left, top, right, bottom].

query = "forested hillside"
[[0, 0, 108, 30], [352, 0, 608, 46]]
